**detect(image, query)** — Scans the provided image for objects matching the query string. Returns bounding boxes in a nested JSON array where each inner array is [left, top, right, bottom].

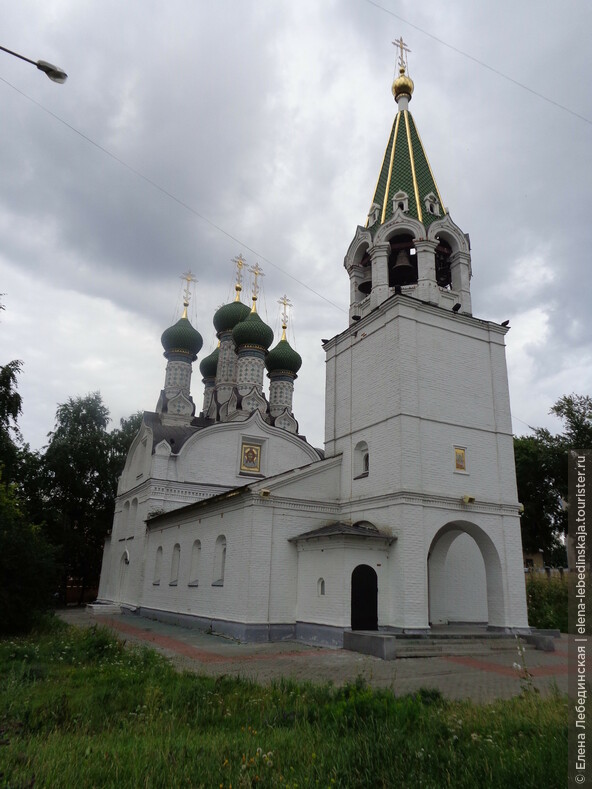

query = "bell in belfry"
[[390, 248, 416, 286]]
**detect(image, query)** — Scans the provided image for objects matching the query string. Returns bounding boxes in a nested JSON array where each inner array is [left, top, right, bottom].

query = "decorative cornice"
[[323, 290, 508, 351], [340, 490, 520, 517]]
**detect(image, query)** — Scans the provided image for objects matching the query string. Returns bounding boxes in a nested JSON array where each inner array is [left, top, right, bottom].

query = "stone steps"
[[87, 602, 122, 615], [343, 631, 535, 661]]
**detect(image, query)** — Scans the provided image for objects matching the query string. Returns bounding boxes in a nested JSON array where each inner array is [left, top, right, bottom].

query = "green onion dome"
[[232, 310, 274, 351], [213, 300, 251, 334], [161, 316, 203, 360], [199, 345, 219, 379], [265, 337, 302, 375]]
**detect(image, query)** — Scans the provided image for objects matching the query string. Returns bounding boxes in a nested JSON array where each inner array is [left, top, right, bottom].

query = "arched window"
[[130, 498, 138, 528], [367, 202, 381, 225], [392, 191, 409, 213], [212, 535, 227, 587], [318, 578, 326, 596], [354, 441, 369, 479], [189, 540, 201, 587], [170, 543, 180, 586], [424, 192, 441, 216], [153, 546, 163, 585], [122, 500, 130, 529]]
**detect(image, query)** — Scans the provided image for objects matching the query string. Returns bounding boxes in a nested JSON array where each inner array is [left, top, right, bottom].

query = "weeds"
[[0, 625, 568, 788], [525, 573, 568, 632]]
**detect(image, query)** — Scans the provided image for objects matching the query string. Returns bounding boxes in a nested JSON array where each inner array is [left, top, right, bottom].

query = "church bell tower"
[[324, 40, 528, 631]]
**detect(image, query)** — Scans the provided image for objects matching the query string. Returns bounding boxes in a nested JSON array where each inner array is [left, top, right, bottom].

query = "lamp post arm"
[[0, 44, 67, 83], [0, 44, 36, 66]]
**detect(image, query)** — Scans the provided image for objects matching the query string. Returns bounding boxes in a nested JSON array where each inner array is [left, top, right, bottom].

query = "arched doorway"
[[427, 522, 504, 627], [351, 564, 378, 630]]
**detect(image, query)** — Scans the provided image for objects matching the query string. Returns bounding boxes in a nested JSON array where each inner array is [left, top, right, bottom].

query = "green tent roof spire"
[[367, 43, 446, 231]]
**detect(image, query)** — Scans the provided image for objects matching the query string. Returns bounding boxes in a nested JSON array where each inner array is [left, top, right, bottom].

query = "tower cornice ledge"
[[323, 293, 509, 350], [341, 490, 521, 516]]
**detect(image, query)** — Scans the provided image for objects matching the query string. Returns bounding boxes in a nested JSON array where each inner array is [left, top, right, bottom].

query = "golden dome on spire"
[[392, 65, 414, 101]]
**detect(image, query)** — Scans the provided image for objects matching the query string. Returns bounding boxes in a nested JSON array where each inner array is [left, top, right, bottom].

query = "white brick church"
[[97, 48, 529, 643]]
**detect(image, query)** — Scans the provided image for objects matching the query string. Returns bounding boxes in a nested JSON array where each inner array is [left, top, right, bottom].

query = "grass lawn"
[[0, 619, 567, 788]]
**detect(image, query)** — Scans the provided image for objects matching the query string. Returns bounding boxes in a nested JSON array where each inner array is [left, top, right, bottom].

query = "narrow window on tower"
[[424, 192, 440, 216], [354, 441, 369, 479], [393, 191, 409, 213], [367, 202, 381, 225]]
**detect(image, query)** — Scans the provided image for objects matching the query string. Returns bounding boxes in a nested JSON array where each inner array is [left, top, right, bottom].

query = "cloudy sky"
[[1, 0, 590, 452]]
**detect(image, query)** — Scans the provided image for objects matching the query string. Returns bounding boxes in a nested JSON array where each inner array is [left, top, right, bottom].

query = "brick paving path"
[[58, 608, 570, 703]]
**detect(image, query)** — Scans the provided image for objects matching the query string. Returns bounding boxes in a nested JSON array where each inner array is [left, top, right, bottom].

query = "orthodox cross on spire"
[[392, 36, 411, 72], [180, 270, 197, 317], [249, 262, 264, 310], [278, 294, 293, 339], [232, 253, 246, 300]]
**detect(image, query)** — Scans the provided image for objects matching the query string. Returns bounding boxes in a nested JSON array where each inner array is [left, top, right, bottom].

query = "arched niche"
[[427, 521, 504, 627]]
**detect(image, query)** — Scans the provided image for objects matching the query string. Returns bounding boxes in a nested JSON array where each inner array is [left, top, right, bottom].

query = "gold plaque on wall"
[[454, 447, 466, 471], [240, 443, 261, 473]]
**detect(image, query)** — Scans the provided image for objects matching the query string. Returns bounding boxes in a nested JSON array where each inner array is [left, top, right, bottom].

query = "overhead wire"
[[362, 0, 592, 125], [0, 75, 348, 314], [0, 40, 565, 436]]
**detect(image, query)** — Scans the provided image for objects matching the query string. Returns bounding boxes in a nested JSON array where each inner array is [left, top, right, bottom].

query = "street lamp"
[[0, 44, 67, 83]]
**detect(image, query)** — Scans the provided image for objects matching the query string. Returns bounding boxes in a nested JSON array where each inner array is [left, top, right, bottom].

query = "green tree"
[[42, 393, 117, 602], [515, 393, 591, 567], [0, 474, 58, 634], [0, 359, 23, 483], [109, 411, 143, 477], [514, 434, 564, 557], [40, 395, 143, 603], [551, 394, 592, 448]]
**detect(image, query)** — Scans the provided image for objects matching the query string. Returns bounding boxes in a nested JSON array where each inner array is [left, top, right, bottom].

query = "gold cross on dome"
[[249, 262, 264, 300], [392, 36, 411, 70], [232, 253, 246, 289], [278, 294, 292, 328], [180, 270, 197, 305]]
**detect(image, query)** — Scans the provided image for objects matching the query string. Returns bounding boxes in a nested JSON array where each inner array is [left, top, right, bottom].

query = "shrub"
[[525, 573, 568, 632], [0, 482, 59, 635]]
